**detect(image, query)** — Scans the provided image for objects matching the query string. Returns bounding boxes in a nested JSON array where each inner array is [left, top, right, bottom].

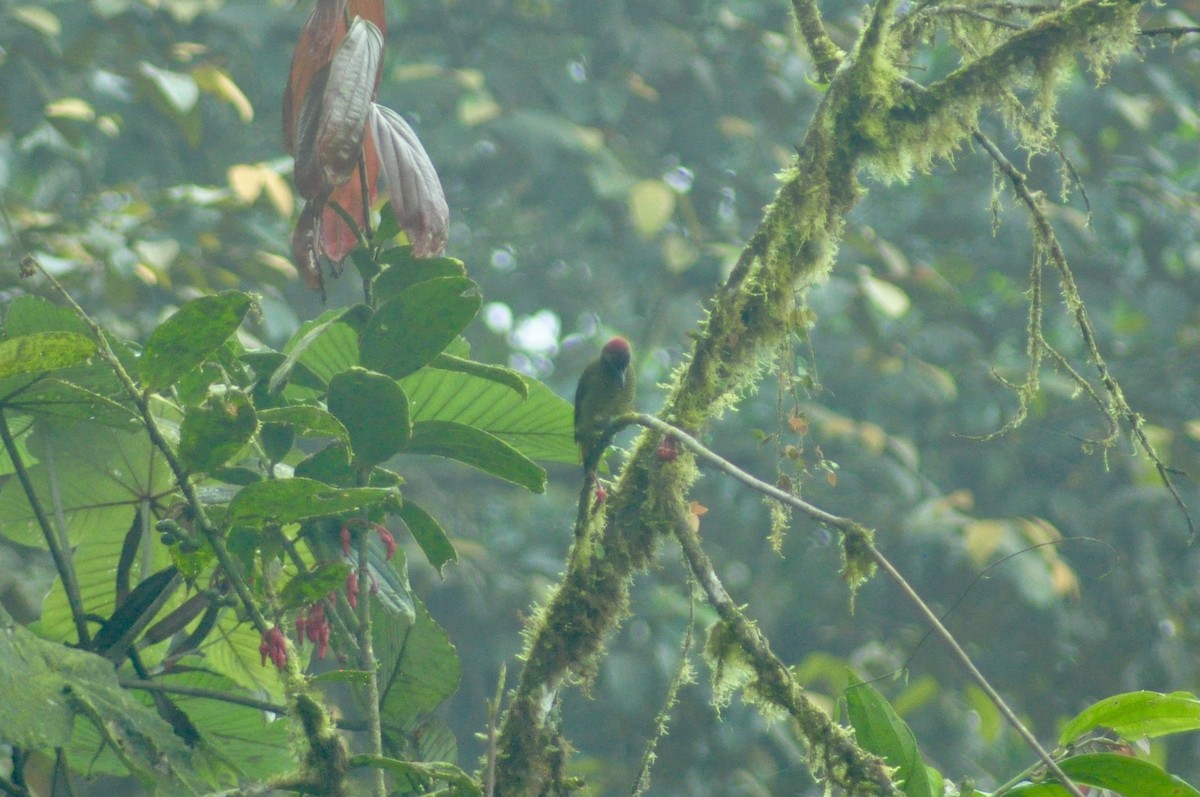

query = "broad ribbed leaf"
[[400, 368, 575, 463], [369, 103, 449, 257], [406, 420, 545, 492], [377, 596, 460, 728]]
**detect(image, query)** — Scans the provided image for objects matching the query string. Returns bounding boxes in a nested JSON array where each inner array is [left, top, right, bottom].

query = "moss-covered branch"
[[494, 0, 1148, 792]]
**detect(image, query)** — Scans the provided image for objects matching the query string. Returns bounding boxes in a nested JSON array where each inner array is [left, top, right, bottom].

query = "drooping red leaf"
[[314, 17, 383, 188], [368, 103, 450, 257], [320, 127, 381, 264], [283, 0, 387, 153], [293, 63, 332, 199]]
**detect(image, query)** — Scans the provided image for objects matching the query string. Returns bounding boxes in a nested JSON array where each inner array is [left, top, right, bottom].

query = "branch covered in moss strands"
[[668, 499, 898, 796], [493, 1, 1148, 793]]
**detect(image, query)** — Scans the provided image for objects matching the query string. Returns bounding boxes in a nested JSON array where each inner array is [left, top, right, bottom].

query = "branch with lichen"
[[494, 1, 1149, 793], [971, 132, 1194, 537], [790, 0, 843, 82]]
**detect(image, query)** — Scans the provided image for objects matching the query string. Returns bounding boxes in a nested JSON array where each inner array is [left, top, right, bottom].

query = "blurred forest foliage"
[[1, 0, 1199, 794]]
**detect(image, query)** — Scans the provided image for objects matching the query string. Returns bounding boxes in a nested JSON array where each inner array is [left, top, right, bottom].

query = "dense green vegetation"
[[1, 0, 1199, 795]]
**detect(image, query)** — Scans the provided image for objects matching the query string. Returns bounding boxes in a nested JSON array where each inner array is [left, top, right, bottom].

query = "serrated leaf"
[[400, 369, 574, 463], [327, 368, 411, 467], [369, 103, 449, 256], [140, 292, 252, 391], [1058, 691, 1200, 746], [406, 420, 545, 492], [179, 391, 258, 474], [845, 676, 936, 797], [228, 478, 399, 525], [361, 279, 481, 380], [396, 500, 456, 574]]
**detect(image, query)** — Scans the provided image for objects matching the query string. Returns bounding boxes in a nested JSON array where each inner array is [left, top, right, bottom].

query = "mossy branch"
[[790, 0, 844, 82], [494, 1, 1147, 793]]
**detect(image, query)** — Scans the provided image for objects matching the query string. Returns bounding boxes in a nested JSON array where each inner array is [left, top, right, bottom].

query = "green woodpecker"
[[574, 336, 635, 474]]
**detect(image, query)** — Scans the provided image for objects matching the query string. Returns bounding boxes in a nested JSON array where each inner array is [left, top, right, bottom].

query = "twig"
[[0, 410, 91, 646], [790, 0, 844, 82], [1141, 26, 1200, 37], [972, 131, 1194, 538], [629, 584, 694, 797], [355, 524, 386, 797], [484, 665, 506, 797], [667, 498, 898, 794], [622, 413, 1087, 797]]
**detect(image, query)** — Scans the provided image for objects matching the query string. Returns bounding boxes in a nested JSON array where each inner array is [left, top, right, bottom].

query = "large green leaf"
[[361, 278, 481, 380], [327, 367, 411, 467], [149, 670, 294, 781], [0, 608, 205, 792], [3, 295, 91, 337], [268, 305, 368, 392], [179, 391, 258, 474], [1058, 691, 1200, 746], [0, 331, 95, 383], [377, 596, 460, 729], [844, 676, 937, 797], [400, 369, 575, 463], [406, 420, 546, 492], [397, 500, 456, 574], [257, 405, 350, 442], [140, 292, 252, 391], [349, 755, 479, 797], [373, 247, 467, 305], [0, 422, 173, 549], [228, 477, 400, 525], [430, 353, 528, 397], [1006, 753, 1200, 797]]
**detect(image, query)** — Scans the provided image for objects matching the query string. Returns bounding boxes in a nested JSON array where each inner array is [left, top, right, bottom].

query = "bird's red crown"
[[601, 336, 631, 368]]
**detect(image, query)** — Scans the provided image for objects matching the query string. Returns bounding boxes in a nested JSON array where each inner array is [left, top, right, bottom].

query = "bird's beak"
[[619, 370, 627, 388]]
